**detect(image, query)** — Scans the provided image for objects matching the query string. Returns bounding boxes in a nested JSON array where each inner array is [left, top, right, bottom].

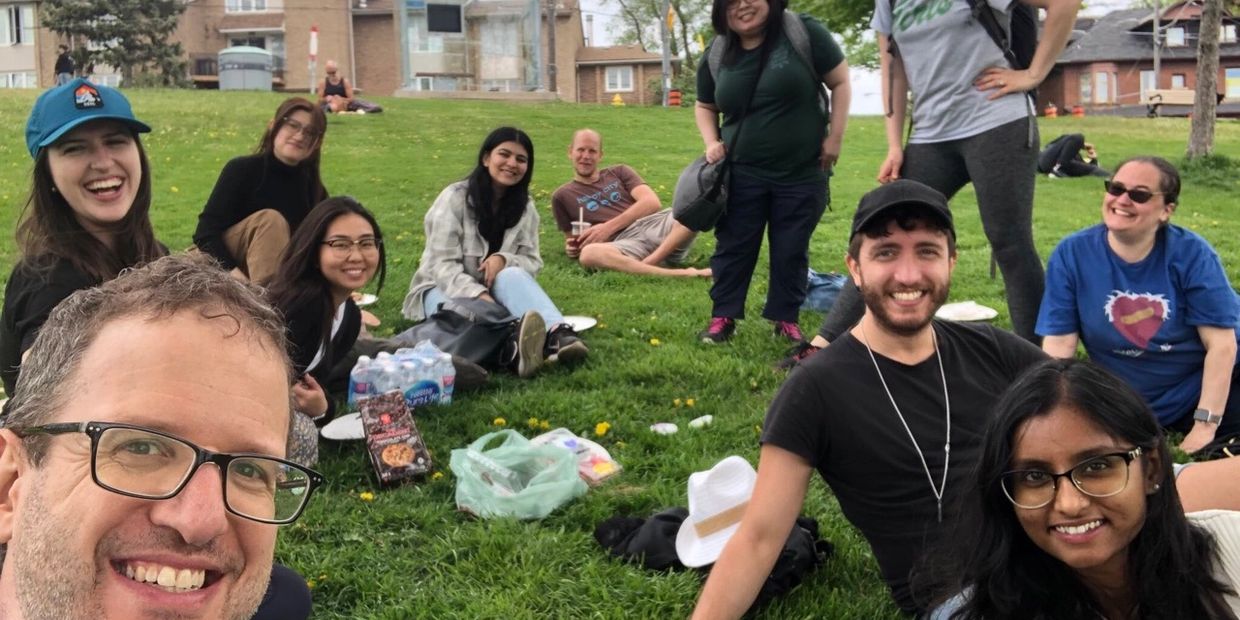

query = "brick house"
[[1039, 1, 1240, 112], [575, 44, 677, 105]]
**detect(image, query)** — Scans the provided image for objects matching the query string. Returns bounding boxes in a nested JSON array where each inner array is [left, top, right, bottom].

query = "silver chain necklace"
[[860, 322, 952, 523]]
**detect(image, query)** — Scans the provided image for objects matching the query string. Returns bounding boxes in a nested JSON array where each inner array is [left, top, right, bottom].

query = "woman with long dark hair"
[[932, 358, 1239, 618], [193, 97, 328, 284], [1, 78, 166, 400], [402, 127, 586, 378], [693, 0, 850, 348], [268, 195, 384, 414], [1038, 157, 1240, 454]]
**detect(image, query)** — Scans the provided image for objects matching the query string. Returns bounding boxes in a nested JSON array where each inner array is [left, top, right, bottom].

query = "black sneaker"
[[505, 311, 546, 378], [698, 317, 736, 343], [546, 323, 589, 364], [775, 341, 822, 371]]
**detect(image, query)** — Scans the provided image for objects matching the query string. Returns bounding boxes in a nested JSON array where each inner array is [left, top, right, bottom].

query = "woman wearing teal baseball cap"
[[0, 78, 166, 401]]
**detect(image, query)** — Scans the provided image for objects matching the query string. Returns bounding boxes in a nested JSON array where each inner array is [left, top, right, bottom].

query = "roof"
[[1058, 7, 1240, 64], [576, 44, 678, 65]]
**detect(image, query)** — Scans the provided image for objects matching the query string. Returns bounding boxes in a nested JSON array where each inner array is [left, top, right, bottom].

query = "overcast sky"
[[577, 0, 1145, 114]]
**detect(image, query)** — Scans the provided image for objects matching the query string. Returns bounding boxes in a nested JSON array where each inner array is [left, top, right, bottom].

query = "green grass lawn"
[[0, 88, 1237, 618]]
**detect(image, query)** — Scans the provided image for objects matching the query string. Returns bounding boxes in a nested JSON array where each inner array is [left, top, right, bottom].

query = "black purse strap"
[[722, 47, 770, 162]]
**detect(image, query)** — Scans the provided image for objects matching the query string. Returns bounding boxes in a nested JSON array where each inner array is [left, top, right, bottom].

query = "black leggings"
[[818, 117, 1044, 343]]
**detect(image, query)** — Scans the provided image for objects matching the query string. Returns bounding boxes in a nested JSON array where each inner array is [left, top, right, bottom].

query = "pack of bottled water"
[[347, 340, 456, 409]]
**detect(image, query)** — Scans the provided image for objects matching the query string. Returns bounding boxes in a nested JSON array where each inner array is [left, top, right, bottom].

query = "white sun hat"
[[675, 455, 758, 568]]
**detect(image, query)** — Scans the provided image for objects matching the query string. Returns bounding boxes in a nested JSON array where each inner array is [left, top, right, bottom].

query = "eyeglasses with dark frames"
[[1001, 447, 1143, 510], [281, 116, 321, 140], [1103, 180, 1163, 204], [321, 237, 381, 257], [10, 421, 324, 525]]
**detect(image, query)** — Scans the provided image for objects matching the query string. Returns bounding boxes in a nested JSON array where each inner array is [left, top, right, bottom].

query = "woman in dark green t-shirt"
[[693, 0, 850, 351]]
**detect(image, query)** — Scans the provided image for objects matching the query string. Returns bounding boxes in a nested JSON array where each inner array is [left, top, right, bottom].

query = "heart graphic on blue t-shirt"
[[1104, 291, 1169, 349]]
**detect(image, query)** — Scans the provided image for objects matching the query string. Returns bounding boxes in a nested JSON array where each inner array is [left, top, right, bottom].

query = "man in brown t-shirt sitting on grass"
[[551, 129, 709, 277]]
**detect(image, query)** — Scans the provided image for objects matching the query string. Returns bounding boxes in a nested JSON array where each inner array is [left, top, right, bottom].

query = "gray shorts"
[[609, 209, 691, 264]]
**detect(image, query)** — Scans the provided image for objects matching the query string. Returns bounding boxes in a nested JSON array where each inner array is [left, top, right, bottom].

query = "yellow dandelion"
[[528, 417, 540, 429], [686, 398, 696, 407], [170, 186, 179, 193], [307, 579, 316, 589], [540, 420, 551, 430], [432, 471, 444, 480], [649, 338, 661, 346], [673, 398, 683, 408], [595, 421, 611, 437], [494, 417, 507, 426], [358, 491, 375, 502]]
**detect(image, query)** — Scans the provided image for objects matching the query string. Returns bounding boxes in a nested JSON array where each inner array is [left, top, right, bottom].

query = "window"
[[0, 71, 37, 88], [1223, 24, 1237, 44], [1140, 70, 1156, 95], [1094, 71, 1109, 103], [1171, 73, 1186, 89], [1226, 67, 1239, 99], [1166, 26, 1185, 47], [230, 36, 266, 48], [194, 58, 218, 75], [1078, 72, 1092, 104], [0, 4, 35, 46], [605, 65, 633, 92], [225, 0, 268, 12], [427, 4, 462, 33]]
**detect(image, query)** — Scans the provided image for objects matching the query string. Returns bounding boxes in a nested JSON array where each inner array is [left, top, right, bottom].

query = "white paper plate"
[[320, 412, 364, 441], [936, 301, 999, 322], [352, 293, 378, 307], [563, 315, 598, 332]]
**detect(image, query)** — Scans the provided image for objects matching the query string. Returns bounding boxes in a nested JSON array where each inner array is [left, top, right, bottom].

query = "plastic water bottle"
[[437, 352, 455, 405], [404, 358, 441, 408], [347, 355, 374, 407], [373, 360, 402, 395]]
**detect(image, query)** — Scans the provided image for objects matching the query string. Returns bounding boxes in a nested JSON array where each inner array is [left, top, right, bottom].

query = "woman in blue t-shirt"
[[1037, 157, 1240, 453]]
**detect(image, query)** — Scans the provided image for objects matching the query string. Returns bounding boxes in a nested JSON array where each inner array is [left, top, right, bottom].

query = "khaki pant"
[[223, 209, 291, 285]]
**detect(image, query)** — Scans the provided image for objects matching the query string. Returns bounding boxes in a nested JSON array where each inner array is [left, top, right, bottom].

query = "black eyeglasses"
[[281, 117, 321, 140], [11, 421, 324, 525], [1104, 180, 1163, 204], [1001, 447, 1143, 510], [322, 237, 381, 257]]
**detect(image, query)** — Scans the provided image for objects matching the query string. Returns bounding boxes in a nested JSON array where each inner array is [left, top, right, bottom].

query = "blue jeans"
[[56, 73, 72, 86], [421, 267, 564, 330]]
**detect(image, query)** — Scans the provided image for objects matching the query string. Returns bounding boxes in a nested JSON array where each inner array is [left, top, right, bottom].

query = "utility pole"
[[1152, 0, 1161, 89], [546, 0, 557, 93], [660, 0, 671, 106]]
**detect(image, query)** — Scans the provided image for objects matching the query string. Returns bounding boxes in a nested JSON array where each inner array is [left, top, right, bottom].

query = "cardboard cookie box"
[[359, 390, 432, 484]]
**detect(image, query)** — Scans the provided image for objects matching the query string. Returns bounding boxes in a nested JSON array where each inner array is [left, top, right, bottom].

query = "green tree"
[[42, 0, 188, 86]]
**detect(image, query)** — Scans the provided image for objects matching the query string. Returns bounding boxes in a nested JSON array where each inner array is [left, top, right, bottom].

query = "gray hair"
[[4, 253, 293, 465]]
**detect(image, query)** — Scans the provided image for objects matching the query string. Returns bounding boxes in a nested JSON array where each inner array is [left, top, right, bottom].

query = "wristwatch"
[[1193, 408, 1223, 425]]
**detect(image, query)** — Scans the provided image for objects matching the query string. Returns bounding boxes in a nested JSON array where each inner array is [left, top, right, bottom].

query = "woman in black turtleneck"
[[193, 97, 329, 284]]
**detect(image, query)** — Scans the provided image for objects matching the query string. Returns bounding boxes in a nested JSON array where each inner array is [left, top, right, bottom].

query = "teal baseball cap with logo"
[[25, 77, 152, 158]]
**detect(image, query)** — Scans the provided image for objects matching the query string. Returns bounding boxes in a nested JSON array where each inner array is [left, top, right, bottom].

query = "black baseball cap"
[[850, 179, 954, 240]]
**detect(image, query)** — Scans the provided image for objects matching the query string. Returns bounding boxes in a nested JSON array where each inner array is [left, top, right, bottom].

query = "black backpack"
[[967, 0, 1038, 104]]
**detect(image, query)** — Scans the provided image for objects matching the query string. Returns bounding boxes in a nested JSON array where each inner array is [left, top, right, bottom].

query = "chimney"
[[585, 15, 594, 47]]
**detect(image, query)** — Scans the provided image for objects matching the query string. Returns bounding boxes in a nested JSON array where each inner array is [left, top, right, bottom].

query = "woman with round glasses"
[[1, 78, 166, 402], [930, 358, 1240, 618], [1037, 156, 1240, 453], [268, 196, 385, 465], [193, 97, 329, 284]]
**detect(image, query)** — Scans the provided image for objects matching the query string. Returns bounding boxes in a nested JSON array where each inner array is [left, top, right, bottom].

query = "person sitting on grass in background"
[[1038, 156, 1240, 454], [551, 128, 709, 277], [193, 97, 328, 284], [928, 358, 1240, 618], [1, 77, 167, 404], [1038, 133, 1109, 178], [0, 253, 321, 620], [401, 127, 588, 378], [267, 196, 385, 466], [316, 60, 354, 114]]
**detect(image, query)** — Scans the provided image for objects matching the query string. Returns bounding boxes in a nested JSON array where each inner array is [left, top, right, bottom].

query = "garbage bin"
[[218, 46, 272, 91]]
